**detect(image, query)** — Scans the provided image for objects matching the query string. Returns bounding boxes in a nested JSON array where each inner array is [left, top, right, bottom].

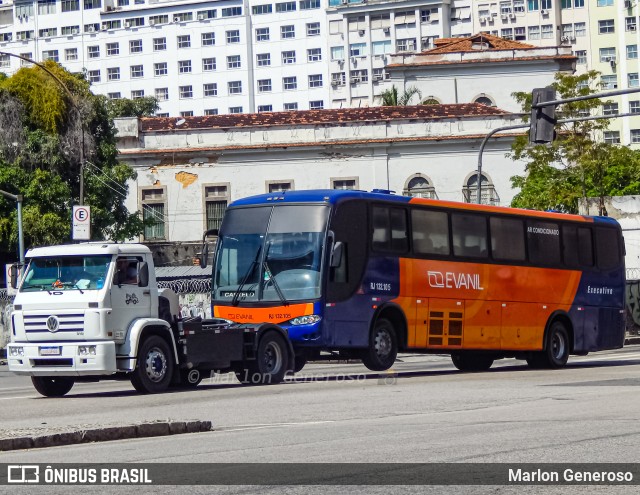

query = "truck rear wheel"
[[130, 335, 174, 394], [236, 331, 288, 385], [31, 376, 74, 397]]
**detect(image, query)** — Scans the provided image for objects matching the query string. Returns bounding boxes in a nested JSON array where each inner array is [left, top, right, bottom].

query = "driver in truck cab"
[[115, 257, 138, 285]]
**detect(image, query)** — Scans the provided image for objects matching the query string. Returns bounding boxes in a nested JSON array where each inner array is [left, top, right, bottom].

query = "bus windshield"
[[21, 255, 112, 291], [213, 204, 329, 303]]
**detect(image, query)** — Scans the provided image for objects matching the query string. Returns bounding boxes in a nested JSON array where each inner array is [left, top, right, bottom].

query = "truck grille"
[[23, 313, 85, 334], [31, 358, 74, 367]]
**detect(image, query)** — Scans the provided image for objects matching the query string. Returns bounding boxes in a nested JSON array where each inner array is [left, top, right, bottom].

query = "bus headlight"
[[9, 347, 24, 357], [288, 315, 321, 326], [78, 345, 97, 355]]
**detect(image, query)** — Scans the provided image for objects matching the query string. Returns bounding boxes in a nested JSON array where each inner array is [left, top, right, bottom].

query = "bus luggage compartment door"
[[426, 299, 464, 348]]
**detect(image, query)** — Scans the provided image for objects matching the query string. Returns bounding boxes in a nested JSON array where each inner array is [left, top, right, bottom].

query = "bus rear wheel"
[[31, 376, 75, 397], [527, 320, 570, 369], [362, 318, 398, 372], [451, 352, 494, 372]]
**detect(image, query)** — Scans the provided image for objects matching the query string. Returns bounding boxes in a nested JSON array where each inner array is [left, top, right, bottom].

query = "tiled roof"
[[424, 33, 536, 54], [140, 104, 507, 132], [387, 54, 577, 69]]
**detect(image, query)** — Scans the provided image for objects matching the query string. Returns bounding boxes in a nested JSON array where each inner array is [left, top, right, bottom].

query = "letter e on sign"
[[73, 205, 91, 240]]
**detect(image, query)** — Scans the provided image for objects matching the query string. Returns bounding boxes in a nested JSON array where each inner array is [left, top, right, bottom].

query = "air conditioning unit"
[[383, 27, 390, 34], [72, 28, 79, 34], [149, 19, 155, 25], [630, 23, 637, 31], [198, 14, 205, 20], [609, 59, 617, 68], [560, 35, 569, 42], [569, 35, 576, 41], [340, 0, 348, 4], [125, 21, 131, 28], [373, 74, 383, 81], [540, 9, 547, 15], [331, 80, 339, 86], [350, 76, 359, 84], [479, 17, 487, 24], [88, 26, 96, 32], [358, 29, 365, 35], [173, 16, 181, 22], [604, 56, 616, 63], [501, 15, 508, 20], [338, 59, 344, 66], [106, 5, 114, 11], [101, 23, 108, 30], [509, 13, 516, 18]]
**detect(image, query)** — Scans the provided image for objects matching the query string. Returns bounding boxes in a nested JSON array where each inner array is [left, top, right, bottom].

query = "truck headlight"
[[288, 315, 321, 326], [78, 345, 97, 355], [9, 347, 24, 357]]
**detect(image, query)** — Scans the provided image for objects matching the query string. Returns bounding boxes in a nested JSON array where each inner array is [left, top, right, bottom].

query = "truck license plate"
[[39, 346, 61, 356]]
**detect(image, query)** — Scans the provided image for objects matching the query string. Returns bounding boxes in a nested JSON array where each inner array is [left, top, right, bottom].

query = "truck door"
[[110, 256, 152, 329]]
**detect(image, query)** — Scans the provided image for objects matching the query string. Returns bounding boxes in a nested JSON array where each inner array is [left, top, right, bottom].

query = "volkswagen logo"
[[46, 316, 60, 333]]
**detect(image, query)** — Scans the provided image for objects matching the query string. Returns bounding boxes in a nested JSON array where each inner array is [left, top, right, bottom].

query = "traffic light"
[[529, 87, 556, 144]]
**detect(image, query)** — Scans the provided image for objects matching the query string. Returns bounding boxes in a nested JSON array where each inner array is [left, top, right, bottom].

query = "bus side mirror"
[[9, 264, 19, 289], [138, 262, 149, 287], [330, 242, 344, 268], [200, 228, 219, 269]]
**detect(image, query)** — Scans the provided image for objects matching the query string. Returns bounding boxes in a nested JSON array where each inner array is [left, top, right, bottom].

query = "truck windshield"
[[213, 205, 329, 303], [21, 255, 112, 292]]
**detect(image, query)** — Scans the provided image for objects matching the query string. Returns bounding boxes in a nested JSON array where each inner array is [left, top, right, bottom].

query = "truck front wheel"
[[130, 335, 174, 394], [31, 376, 75, 397]]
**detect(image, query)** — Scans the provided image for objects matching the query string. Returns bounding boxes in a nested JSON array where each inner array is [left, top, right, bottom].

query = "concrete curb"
[[0, 420, 212, 452]]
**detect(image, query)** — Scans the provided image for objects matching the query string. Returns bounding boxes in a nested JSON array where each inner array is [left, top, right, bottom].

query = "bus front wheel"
[[362, 318, 398, 372], [527, 321, 570, 369]]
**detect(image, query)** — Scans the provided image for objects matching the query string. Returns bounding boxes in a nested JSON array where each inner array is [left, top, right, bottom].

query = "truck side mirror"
[[199, 228, 219, 269], [138, 262, 149, 287], [9, 264, 19, 289], [330, 241, 344, 268]]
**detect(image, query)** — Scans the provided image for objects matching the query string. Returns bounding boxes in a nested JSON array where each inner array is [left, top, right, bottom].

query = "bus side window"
[[595, 227, 621, 270], [563, 225, 594, 268], [451, 213, 488, 258], [527, 220, 560, 266], [372, 206, 408, 254], [372, 206, 389, 252], [412, 209, 450, 255], [490, 216, 525, 261]]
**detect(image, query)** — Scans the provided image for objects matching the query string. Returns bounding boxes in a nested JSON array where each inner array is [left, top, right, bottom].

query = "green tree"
[[378, 85, 423, 106], [510, 71, 640, 214], [0, 61, 143, 258], [106, 96, 159, 119]]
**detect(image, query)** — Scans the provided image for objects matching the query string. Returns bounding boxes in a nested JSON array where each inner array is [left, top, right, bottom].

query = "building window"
[[282, 50, 296, 64], [204, 185, 229, 231], [284, 102, 298, 111], [331, 46, 345, 60], [528, 26, 540, 40], [258, 105, 273, 112], [257, 53, 271, 66], [227, 55, 241, 69], [396, 38, 417, 52], [463, 173, 498, 205], [101, 20, 121, 30], [527, 0, 539, 10], [629, 73, 639, 88], [149, 14, 169, 25], [309, 100, 324, 109], [202, 32, 215, 46], [129, 16, 145, 27], [107, 67, 120, 80], [88, 70, 100, 82], [180, 111, 194, 117], [332, 178, 357, 190], [601, 75, 617, 89], [39, 28, 57, 38], [603, 131, 620, 144], [107, 92, 121, 99], [628, 45, 638, 59], [203, 83, 218, 97], [228, 81, 242, 94], [179, 85, 193, 98], [258, 79, 272, 92], [276, 1, 296, 12], [222, 7, 242, 17], [501, 28, 513, 39], [600, 47, 616, 62], [403, 175, 437, 199], [130, 65, 144, 78], [177, 35, 191, 48], [300, 0, 320, 9], [541, 0, 552, 8], [541, 24, 553, 38], [575, 50, 587, 64], [256, 28, 270, 42], [283, 76, 297, 90], [38, 0, 56, 14], [603, 103, 618, 116], [599, 19, 615, 34], [331, 72, 346, 86], [372, 68, 388, 82], [155, 88, 168, 101], [129, 39, 142, 53], [106, 43, 119, 56], [350, 70, 368, 84], [513, 0, 526, 12], [474, 95, 495, 106], [227, 30, 240, 43], [154, 62, 168, 76], [281, 25, 295, 39], [153, 38, 166, 51], [574, 22, 586, 36], [631, 130, 640, 143], [267, 181, 293, 192], [65, 48, 78, 61], [178, 60, 192, 74], [131, 90, 144, 99], [597, 0, 614, 6], [574, 0, 584, 5], [142, 188, 166, 240], [197, 9, 216, 19], [350, 43, 367, 57], [252, 4, 273, 14], [62, 0, 80, 11], [307, 48, 322, 62], [306, 22, 320, 36], [309, 74, 323, 88], [203, 57, 216, 71], [229, 106, 243, 114], [630, 101, 640, 113], [204, 109, 219, 116]]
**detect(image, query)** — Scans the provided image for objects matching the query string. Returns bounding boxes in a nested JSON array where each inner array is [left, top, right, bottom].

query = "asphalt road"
[[1, 348, 640, 494]]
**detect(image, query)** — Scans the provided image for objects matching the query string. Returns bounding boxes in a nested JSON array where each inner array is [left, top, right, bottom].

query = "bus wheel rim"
[[551, 332, 565, 360], [263, 342, 282, 374], [374, 330, 391, 357]]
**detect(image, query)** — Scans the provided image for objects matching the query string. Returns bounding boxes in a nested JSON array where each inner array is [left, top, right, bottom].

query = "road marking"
[[0, 395, 36, 401]]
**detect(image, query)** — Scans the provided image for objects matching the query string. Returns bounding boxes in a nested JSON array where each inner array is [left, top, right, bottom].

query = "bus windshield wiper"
[[263, 242, 289, 307], [231, 245, 262, 306]]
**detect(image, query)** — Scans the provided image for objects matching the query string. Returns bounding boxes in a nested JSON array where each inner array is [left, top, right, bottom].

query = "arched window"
[[474, 95, 495, 107], [462, 172, 499, 205], [403, 174, 438, 199], [422, 97, 441, 105]]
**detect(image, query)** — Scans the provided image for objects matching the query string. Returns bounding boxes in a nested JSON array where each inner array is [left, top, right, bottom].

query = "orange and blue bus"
[[208, 189, 626, 373]]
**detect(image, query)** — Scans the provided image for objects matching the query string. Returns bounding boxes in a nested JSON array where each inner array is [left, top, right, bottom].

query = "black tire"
[[130, 335, 174, 393], [361, 318, 398, 372], [528, 320, 570, 369], [31, 376, 74, 397], [236, 331, 289, 385], [293, 355, 307, 373], [174, 368, 203, 388], [451, 352, 494, 372]]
